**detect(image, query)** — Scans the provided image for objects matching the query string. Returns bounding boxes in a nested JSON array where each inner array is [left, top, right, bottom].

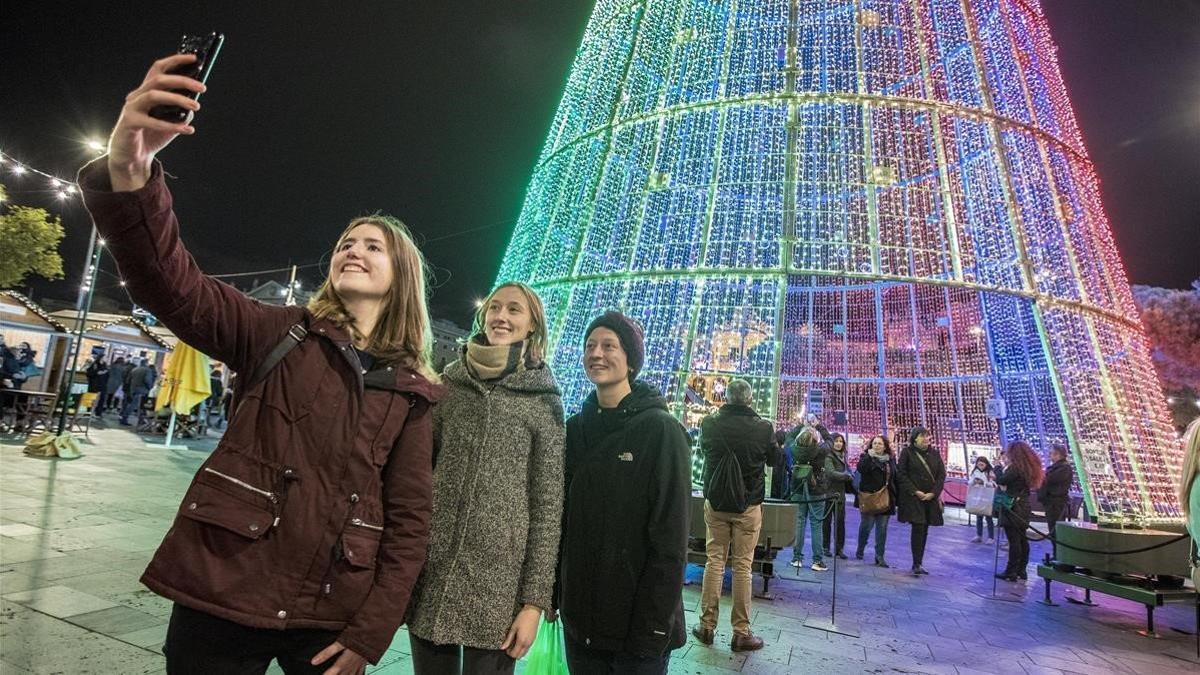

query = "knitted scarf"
[[464, 336, 531, 382]]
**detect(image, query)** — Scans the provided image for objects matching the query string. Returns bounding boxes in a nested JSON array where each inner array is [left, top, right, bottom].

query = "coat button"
[[277, 610, 287, 619], [248, 523, 260, 532], [350, 493, 359, 503], [187, 503, 197, 510]]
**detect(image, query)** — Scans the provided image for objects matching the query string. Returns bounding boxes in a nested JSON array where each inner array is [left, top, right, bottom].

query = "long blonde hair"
[[470, 281, 549, 362], [1178, 417, 1200, 517], [308, 214, 437, 380]]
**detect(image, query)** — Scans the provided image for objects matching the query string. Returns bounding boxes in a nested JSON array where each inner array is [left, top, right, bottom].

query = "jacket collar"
[[308, 314, 445, 403], [719, 403, 758, 418]]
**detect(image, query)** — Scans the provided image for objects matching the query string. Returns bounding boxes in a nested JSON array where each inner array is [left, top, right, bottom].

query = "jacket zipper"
[[348, 517, 383, 532], [203, 468, 279, 502]]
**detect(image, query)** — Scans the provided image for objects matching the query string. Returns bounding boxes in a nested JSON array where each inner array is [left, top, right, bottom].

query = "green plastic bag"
[[522, 617, 568, 675]]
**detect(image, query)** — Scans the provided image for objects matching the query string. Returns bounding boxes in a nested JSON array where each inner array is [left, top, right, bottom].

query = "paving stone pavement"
[[2, 424, 1196, 674]]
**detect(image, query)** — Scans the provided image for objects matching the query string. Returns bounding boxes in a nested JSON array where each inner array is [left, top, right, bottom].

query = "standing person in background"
[[969, 456, 997, 544], [100, 357, 130, 417], [788, 427, 829, 572], [821, 433, 854, 560], [993, 439, 1041, 581], [556, 311, 690, 675], [854, 435, 896, 567], [206, 367, 225, 429], [896, 427, 945, 576], [693, 379, 780, 652], [406, 282, 564, 675], [995, 441, 1044, 581], [770, 429, 789, 499], [0, 335, 19, 389], [1038, 444, 1073, 560], [88, 360, 109, 413], [87, 357, 108, 393], [1176, 418, 1200, 592], [120, 359, 154, 426]]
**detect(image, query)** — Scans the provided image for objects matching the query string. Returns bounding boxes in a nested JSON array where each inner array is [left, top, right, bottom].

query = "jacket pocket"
[[343, 521, 383, 567], [318, 523, 382, 620], [179, 481, 275, 540]]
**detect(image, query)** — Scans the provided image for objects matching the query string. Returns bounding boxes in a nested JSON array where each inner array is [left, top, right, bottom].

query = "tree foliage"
[[0, 186, 65, 288]]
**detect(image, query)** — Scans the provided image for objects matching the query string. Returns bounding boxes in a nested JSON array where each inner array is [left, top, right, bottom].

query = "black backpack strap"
[[243, 323, 308, 393]]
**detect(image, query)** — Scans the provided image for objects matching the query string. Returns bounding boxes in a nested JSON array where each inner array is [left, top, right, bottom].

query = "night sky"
[[2, 1, 1197, 328]]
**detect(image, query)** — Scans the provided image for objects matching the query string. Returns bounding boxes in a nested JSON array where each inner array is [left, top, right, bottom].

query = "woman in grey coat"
[[406, 282, 564, 675]]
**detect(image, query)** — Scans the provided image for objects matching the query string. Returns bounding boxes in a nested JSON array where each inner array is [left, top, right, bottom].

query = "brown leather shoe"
[[731, 631, 764, 652], [691, 625, 714, 645]]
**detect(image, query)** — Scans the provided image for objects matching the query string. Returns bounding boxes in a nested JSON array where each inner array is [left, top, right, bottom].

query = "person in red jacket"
[[80, 53, 443, 675]]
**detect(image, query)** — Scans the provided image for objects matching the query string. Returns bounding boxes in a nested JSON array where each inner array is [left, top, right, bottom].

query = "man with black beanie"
[[554, 310, 690, 674]]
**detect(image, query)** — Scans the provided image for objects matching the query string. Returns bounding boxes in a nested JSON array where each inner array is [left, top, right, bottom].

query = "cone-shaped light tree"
[[495, 0, 1180, 526]]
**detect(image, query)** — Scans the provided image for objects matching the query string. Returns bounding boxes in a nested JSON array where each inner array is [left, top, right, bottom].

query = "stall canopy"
[[49, 311, 173, 353], [0, 291, 68, 335]]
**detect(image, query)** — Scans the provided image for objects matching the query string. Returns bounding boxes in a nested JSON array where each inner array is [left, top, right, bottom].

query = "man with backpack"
[[694, 380, 781, 652]]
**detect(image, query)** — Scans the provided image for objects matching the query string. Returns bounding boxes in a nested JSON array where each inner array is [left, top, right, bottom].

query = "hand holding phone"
[[148, 33, 224, 122]]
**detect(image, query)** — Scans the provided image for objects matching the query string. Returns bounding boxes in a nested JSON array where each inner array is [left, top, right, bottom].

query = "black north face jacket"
[[558, 381, 691, 657]]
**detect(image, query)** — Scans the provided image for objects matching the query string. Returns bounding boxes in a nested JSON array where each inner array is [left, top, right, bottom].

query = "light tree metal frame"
[[495, 0, 1181, 526]]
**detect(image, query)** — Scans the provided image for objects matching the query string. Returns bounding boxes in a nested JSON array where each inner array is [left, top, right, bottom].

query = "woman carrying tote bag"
[[854, 435, 897, 567]]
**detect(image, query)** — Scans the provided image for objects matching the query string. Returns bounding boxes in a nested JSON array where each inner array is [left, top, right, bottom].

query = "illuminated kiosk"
[[495, 0, 1183, 535]]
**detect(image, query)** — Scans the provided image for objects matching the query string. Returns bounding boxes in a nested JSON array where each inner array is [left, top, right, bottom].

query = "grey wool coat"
[[405, 358, 565, 649]]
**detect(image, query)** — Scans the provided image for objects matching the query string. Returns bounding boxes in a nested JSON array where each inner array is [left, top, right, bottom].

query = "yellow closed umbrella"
[[156, 341, 212, 448]]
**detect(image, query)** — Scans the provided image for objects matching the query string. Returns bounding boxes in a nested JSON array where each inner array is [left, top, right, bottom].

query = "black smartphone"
[[148, 32, 224, 122]]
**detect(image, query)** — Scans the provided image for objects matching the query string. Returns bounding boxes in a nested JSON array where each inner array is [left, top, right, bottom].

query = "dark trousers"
[[563, 635, 670, 675], [408, 633, 514, 675], [94, 391, 109, 415], [1003, 523, 1030, 576], [120, 391, 146, 423], [163, 604, 338, 675], [910, 523, 929, 568], [1043, 499, 1067, 559], [821, 495, 847, 554]]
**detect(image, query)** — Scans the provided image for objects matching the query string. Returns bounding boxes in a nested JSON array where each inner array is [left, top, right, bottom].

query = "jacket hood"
[[581, 379, 669, 418], [442, 358, 560, 397]]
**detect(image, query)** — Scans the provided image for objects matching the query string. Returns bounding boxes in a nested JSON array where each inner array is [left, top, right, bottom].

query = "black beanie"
[[584, 310, 645, 382]]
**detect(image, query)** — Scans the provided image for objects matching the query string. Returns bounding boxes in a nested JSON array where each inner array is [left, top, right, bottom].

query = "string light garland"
[[495, 0, 1181, 527], [0, 151, 80, 201]]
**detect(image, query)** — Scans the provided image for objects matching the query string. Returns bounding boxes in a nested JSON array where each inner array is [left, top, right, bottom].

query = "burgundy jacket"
[[80, 160, 443, 664]]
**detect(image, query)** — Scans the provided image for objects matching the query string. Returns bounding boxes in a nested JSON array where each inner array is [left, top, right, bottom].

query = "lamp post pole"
[[55, 228, 102, 434]]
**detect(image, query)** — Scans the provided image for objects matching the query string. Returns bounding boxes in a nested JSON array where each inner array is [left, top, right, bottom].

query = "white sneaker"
[[811, 561, 828, 572], [790, 559, 803, 569], [971, 536, 982, 543]]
